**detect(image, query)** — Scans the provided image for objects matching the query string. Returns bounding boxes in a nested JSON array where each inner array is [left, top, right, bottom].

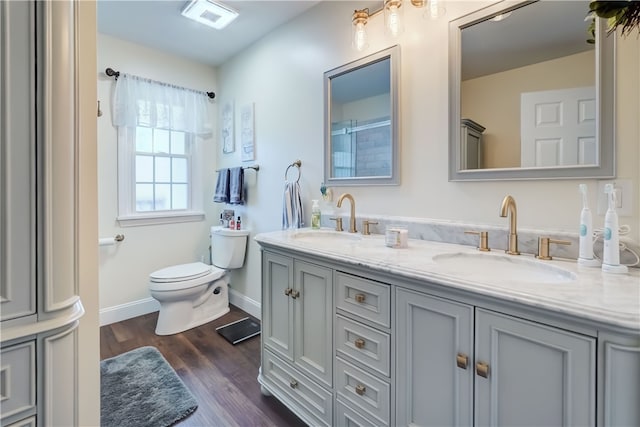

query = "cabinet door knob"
[[354, 338, 366, 349], [456, 353, 469, 369], [291, 290, 300, 299], [355, 384, 366, 396], [289, 379, 298, 389], [355, 293, 366, 303], [476, 361, 489, 378], [284, 288, 292, 296]]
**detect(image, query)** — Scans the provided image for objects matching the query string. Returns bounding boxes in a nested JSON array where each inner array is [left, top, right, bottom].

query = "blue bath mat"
[[101, 346, 198, 427]]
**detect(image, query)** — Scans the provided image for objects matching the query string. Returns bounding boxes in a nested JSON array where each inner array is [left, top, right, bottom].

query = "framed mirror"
[[449, 0, 616, 181], [324, 45, 399, 186]]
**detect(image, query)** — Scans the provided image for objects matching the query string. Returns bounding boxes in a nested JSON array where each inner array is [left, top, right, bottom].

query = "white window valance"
[[112, 73, 212, 136]]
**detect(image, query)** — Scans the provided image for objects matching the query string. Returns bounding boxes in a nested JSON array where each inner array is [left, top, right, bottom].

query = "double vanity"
[[256, 227, 639, 427]]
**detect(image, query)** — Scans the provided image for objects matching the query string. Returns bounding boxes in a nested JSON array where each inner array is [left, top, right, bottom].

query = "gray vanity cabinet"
[[395, 288, 474, 426], [598, 332, 640, 426], [475, 309, 596, 426], [396, 290, 596, 427], [262, 252, 294, 361], [261, 251, 334, 426], [257, 238, 637, 427]]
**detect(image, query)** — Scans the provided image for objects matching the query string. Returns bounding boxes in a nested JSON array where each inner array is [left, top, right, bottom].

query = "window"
[[135, 127, 189, 212], [111, 73, 211, 226], [117, 126, 204, 226]]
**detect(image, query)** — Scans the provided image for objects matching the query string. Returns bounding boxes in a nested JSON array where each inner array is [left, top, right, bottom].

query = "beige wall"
[[97, 35, 218, 315], [216, 1, 639, 304], [462, 50, 595, 168], [96, 1, 639, 316]]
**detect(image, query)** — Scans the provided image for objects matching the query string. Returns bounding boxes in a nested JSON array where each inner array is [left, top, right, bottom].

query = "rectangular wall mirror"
[[324, 45, 400, 186], [449, 0, 616, 181]]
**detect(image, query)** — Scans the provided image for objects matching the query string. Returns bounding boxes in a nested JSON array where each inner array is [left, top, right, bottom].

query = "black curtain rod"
[[105, 67, 215, 99]]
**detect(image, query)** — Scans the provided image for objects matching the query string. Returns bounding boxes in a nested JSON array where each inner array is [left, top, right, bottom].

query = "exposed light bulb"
[[354, 22, 367, 51], [427, 0, 446, 19], [384, 0, 404, 37], [389, 5, 400, 36], [352, 9, 369, 51]]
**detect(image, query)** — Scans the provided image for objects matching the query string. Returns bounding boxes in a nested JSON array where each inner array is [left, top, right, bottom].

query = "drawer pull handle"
[[284, 288, 292, 296], [291, 290, 300, 299], [355, 384, 366, 396], [355, 293, 366, 303], [290, 379, 298, 389], [456, 353, 469, 369], [476, 361, 489, 378], [354, 338, 366, 349]]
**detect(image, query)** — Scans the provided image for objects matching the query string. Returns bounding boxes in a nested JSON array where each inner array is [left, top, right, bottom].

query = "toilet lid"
[[150, 262, 214, 283]]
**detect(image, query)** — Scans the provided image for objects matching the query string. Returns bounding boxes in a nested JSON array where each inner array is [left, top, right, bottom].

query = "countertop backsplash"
[[321, 213, 640, 268]]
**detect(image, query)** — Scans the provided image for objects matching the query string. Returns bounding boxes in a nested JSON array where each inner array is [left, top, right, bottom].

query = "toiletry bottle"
[[229, 216, 235, 230], [602, 184, 628, 273], [311, 200, 321, 229], [577, 184, 599, 267], [236, 216, 241, 230], [219, 213, 224, 226]]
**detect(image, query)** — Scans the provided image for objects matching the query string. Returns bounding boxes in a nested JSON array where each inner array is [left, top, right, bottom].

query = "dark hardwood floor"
[[100, 306, 306, 427]]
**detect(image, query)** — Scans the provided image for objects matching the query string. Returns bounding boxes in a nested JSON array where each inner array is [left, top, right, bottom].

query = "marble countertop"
[[255, 228, 640, 332]]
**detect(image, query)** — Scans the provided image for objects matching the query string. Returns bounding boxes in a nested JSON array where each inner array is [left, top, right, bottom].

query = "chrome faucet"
[[499, 195, 520, 255], [337, 193, 357, 233]]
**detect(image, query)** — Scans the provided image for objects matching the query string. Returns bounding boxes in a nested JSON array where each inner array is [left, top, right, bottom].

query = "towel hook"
[[285, 160, 302, 183]]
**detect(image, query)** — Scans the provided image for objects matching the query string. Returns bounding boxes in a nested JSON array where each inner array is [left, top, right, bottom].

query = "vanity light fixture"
[[384, 0, 404, 37], [181, 0, 239, 30], [352, 8, 370, 51], [411, 0, 446, 19], [427, 0, 446, 19], [352, 0, 446, 50]]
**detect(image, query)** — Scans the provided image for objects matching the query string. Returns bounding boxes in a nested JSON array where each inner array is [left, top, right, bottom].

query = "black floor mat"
[[216, 317, 261, 345]]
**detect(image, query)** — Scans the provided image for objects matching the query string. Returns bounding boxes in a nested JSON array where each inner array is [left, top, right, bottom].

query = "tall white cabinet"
[[1, 1, 85, 426]]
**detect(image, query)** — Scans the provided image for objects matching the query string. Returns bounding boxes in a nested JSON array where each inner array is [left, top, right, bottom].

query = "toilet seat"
[[149, 262, 225, 291]]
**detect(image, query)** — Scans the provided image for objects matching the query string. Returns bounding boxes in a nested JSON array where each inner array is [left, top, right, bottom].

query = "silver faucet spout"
[[499, 195, 520, 255]]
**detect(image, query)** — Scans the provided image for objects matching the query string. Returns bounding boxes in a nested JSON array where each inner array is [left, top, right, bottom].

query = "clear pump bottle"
[[311, 200, 321, 230]]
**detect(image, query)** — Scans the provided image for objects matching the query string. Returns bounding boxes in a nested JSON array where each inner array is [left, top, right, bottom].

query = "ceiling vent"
[[181, 0, 239, 30]]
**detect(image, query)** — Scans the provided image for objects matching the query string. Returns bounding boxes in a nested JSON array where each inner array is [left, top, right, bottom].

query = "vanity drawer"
[[6, 416, 36, 427], [336, 272, 390, 328], [262, 350, 333, 427], [335, 358, 390, 426], [336, 399, 381, 427], [336, 315, 390, 377], [0, 341, 36, 423]]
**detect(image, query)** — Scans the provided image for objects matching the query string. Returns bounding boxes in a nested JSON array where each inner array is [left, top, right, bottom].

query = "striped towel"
[[282, 181, 304, 229]]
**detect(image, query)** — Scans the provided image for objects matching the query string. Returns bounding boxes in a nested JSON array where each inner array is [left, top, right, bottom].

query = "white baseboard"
[[100, 290, 260, 326], [228, 288, 261, 318], [99, 297, 160, 326]]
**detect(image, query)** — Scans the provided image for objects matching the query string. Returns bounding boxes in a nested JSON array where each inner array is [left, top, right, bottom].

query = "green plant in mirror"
[[587, 1, 640, 43]]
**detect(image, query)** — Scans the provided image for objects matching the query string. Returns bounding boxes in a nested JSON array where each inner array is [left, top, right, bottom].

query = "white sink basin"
[[432, 252, 577, 284], [290, 229, 363, 242]]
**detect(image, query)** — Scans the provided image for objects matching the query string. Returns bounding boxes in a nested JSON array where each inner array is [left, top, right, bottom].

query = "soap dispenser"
[[311, 200, 321, 229]]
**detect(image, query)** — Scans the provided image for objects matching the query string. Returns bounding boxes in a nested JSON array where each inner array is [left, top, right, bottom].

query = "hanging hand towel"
[[229, 167, 245, 205], [282, 181, 304, 229], [213, 168, 230, 203]]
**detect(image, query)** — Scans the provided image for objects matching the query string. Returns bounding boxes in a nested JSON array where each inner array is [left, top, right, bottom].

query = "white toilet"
[[149, 226, 250, 335]]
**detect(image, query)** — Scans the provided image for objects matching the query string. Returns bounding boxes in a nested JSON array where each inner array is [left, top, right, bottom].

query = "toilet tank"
[[210, 226, 250, 269]]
